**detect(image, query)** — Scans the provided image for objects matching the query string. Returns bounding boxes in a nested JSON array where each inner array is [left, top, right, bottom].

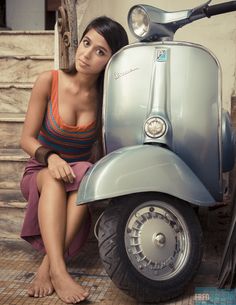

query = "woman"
[[20, 16, 128, 304]]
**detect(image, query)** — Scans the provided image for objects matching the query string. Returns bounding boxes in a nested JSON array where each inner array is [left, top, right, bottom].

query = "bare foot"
[[28, 255, 54, 298], [50, 268, 89, 303]]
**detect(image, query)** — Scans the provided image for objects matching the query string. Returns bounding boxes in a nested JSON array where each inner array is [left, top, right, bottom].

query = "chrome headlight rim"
[[128, 5, 150, 39]]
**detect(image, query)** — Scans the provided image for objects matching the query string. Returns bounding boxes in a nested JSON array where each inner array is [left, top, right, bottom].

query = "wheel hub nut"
[[153, 233, 166, 247]]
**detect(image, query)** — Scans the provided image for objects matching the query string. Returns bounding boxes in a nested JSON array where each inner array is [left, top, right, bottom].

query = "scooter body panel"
[[102, 41, 223, 201], [76, 145, 215, 206]]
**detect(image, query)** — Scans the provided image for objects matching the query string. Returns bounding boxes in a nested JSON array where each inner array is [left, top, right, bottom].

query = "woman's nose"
[[84, 48, 92, 58]]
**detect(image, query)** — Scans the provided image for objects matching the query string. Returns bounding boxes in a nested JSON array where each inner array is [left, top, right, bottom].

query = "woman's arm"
[[20, 70, 75, 183], [20, 70, 52, 156]]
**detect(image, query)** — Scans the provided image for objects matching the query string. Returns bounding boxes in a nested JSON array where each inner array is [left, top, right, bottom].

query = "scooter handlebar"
[[204, 1, 236, 17], [186, 1, 236, 26]]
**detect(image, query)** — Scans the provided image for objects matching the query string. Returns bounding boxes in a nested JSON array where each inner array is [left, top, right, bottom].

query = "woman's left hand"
[[47, 154, 76, 183]]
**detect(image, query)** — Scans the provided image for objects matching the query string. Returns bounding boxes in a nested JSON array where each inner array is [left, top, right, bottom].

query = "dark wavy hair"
[[67, 16, 128, 77], [82, 16, 129, 55], [67, 16, 129, 161]]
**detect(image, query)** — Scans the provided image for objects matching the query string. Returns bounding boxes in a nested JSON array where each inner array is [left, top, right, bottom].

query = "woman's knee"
[[37, 168, 64, 192]]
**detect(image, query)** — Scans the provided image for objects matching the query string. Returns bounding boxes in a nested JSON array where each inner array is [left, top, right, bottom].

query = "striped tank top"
[[38, 70, 97, 162]]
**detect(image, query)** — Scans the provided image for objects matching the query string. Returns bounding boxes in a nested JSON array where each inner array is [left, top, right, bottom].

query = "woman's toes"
[[76, 296, 83, 302], [43, 288, 48, 297], [47, 287, 53, 296], [65, 296, 74, 304], [39, 288, 44, 298], [27, 288, 34, 297]]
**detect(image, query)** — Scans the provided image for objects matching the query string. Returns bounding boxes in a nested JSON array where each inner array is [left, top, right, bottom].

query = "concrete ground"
[[0, 204, 233, 305]]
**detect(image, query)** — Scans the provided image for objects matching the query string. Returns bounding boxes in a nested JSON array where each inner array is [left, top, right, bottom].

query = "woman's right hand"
[[47, 154, 76, 183]]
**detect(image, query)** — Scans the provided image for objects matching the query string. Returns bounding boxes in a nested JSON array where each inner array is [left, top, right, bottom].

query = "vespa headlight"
[[128, 6, 150, 38], [144, 117, 167, 138], [128, 5, 179, 41]]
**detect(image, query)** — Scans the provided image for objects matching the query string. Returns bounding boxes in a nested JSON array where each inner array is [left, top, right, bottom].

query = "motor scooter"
[[76, 1, 236, 302]]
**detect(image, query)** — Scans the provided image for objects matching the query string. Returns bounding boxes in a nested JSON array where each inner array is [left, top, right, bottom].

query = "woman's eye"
[[83, 39, 90, 47], [96, 49, 105, 56]]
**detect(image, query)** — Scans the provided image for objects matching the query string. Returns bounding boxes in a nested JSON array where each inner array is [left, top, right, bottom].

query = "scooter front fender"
[[76, 145, 215, 206]]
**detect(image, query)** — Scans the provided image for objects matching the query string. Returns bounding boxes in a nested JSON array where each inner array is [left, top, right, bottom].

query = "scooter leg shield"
[[76, 145, 215, 206]]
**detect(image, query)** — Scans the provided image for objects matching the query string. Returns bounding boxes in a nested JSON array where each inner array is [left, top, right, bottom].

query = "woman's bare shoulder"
[[33, 70, 54, 96], [31, 71, 53, 103], [35, 70, 53, 85]]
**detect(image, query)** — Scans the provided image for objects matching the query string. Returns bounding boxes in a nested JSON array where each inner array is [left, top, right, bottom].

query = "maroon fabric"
[[20, 158, 92, 258]]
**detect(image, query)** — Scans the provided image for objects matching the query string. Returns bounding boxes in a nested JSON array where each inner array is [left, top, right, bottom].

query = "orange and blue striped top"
[[38, 70, 97, 162]]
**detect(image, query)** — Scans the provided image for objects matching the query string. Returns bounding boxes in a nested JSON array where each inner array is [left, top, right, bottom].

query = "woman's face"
[[75, 28, 112, 75]]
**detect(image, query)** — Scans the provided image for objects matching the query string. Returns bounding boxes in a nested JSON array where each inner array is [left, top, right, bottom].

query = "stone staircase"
[[0, 31, 54, 239]]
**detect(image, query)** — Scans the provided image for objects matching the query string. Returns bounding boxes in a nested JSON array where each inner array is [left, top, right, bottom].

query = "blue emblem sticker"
[[156, 49, 168, 62]]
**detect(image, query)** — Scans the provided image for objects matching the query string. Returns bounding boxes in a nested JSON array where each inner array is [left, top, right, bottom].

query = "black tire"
[[98, 193, 203, 303]]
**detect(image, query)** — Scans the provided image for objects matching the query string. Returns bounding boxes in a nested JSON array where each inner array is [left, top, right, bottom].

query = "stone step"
[[0, 204, 25, 239], [0, 55, 54, 83], [0, 148, 29, 189], [0, 188, 26, 209], [0, 31, 54, 57], [0, 113, 25, 148], [0, 188, 26, 239], [0, 83, 32, 113]]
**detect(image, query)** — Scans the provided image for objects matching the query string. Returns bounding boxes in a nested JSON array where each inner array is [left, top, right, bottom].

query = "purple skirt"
[[20, 158, 92, 258]]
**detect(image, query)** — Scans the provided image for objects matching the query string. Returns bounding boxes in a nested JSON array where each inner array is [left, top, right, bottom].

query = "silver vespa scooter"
[[76, 1, 236, 302]]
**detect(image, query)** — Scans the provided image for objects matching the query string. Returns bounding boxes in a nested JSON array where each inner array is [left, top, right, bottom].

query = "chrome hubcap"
[[153, 233, 166, 248], [125, 201, 190, 281]]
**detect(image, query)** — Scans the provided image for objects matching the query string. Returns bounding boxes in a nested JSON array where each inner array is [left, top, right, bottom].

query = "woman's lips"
[[79, 59, 89, 67]]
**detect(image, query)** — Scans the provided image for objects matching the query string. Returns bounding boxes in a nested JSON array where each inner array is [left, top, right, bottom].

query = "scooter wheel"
[[98, 193, 203, 303]]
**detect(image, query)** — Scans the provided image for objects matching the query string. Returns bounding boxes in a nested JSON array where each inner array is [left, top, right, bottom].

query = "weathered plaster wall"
[[77, 0, 236, 110], [6, 0, 45, 30]]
